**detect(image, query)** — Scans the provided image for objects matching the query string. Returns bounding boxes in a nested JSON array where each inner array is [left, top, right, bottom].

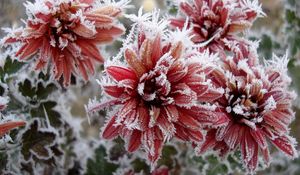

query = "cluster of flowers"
[[1, 0, 298, 174]]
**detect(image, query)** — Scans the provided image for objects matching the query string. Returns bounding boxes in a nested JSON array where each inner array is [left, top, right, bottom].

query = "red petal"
[[106, 66, 137, 81], [262, 148, 270, 166], [76, 40, 104, 62], [77, 59, 89, 81], [197, 130, 217, 154], [118, 99, 137, 121], [178, 112, 200, 130], [198, 88, 223, 102], [102, 116, 121, 139], [125, 49, 147, 78], [92, 6, 122, 17], [247, 142, 259, 173], [140, 39, 154, 70], [128, 130, 142, 152], [16, 39, 41, 60], [174, 124, 189, 141], [103, 85, 124, 98], [224, 124, 240, 149], [187, 129, 204, 142], [173, 83, 197, 107], [85, 13, 113, 27], [264, 113, 288, 134], [0, 121, 26, 137], [180, 2, 194, 16], [170, 42, 183, 59], [163, 105, 179, 122], [148, 140, 163, 164], [167, 62, 188, 83], [271, 135, 297, 157], [250, 129, 267, 149], [97, 26, 124, 35], [73, 23, 95, 38], [241, 129, 255, 163], [136, 106, 150, 131], [169, 18, 185, 29], [151, 34, 162, 64]]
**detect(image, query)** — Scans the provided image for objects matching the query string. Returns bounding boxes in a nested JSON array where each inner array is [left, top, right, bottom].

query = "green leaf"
[[157, 145, 178, 169], [0, 153, 8, 171], [30, 101, 63, 128], [250, 34, 281, 59], [131, 158, 150, 174], [0, 57, 24, 81], [21, 120, 57, 161], [85, 145, 119, 175], [18, 79, 57, 101], [108, 138, 126, 161]]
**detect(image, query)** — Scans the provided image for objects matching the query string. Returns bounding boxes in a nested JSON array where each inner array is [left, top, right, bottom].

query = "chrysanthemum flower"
[[197, 52, 298, 173], [170, 0, 264, 58], [87, 10, 227, 168], [1, 0, 128, 86]]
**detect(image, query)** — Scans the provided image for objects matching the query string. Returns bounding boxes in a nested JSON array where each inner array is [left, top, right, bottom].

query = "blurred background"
[[0, 0, 300, 174]]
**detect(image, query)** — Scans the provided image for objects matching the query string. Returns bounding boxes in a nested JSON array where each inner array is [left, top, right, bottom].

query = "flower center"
[[138, 72, 172, 107], [226, 89, 263, 129], [49, 3, 79, 49], [193, 7, 223, 40]]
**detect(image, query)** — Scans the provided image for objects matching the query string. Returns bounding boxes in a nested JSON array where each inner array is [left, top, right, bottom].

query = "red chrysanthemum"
[[87, 11, 227, 168], [1, 0, 127, 86], [197, 52, 298, 172], [170, 0, 263, 58]]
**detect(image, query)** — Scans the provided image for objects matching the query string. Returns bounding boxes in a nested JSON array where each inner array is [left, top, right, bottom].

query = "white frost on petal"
[[264, 96, 277, 112]]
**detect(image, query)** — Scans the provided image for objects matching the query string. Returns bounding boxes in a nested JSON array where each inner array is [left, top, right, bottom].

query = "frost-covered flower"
[[87, 10, 227, 168], [197, 53, 298, 173], [170, 0, 264, 58], [1, 0, 128, 86], [0, 96, 25, 137]]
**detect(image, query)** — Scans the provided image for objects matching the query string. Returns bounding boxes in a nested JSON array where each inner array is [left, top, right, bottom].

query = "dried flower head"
[[1, 0, 128, 86], [197, 53, 298, 173], [87, 10, 227, 169], [170, 0, 264, 57]]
